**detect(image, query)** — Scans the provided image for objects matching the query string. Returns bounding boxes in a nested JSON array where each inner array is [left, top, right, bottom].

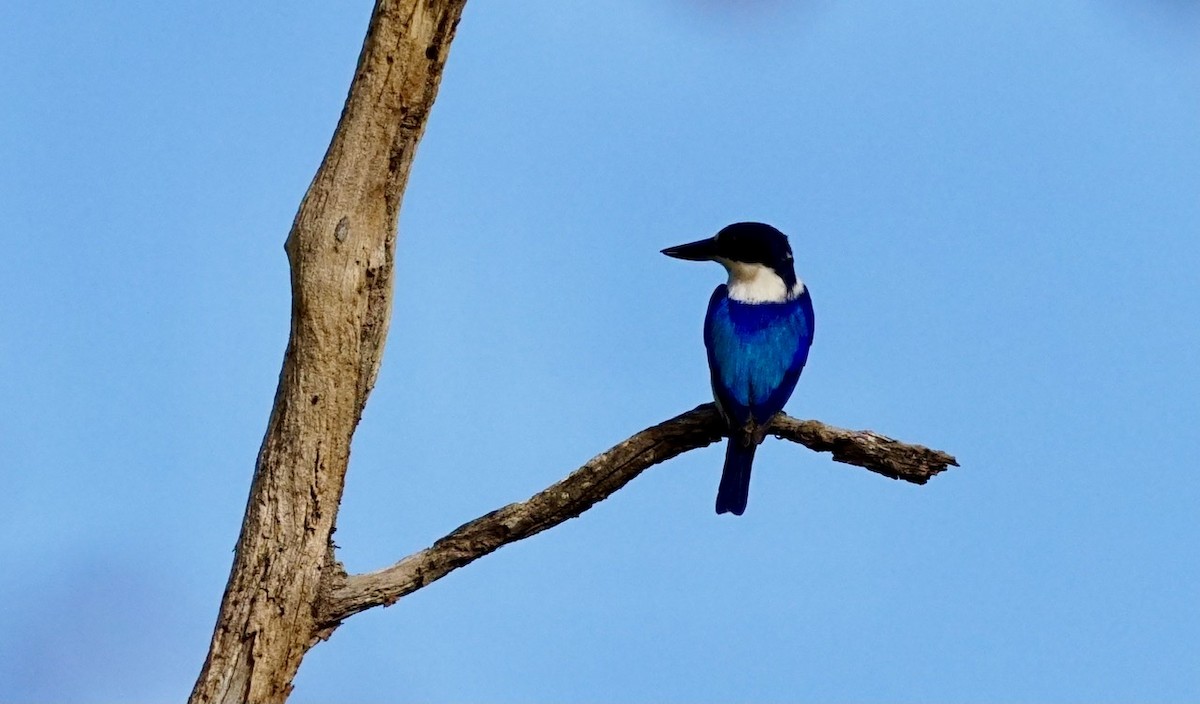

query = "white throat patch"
[[719, 259, 804, 304]]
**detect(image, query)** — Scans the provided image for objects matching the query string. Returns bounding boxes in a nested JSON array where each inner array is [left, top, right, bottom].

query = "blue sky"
[[2, 1, 1198, 701]]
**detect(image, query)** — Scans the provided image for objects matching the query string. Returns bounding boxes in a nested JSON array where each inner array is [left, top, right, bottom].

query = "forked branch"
[[318, 403, 957, 628], [190, 1, 960, 699], [189, 2, 468, 701]]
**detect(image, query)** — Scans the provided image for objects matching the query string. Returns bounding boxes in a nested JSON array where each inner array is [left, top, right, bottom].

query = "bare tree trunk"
[[189, 2, 468, 702], [189, 1, 959, 701]]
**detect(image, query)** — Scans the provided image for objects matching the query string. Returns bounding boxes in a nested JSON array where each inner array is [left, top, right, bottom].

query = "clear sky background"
[[2, 1, 1198, 701]]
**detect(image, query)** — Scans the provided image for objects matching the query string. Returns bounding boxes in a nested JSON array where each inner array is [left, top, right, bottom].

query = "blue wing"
[[704, 285, 814, 427]]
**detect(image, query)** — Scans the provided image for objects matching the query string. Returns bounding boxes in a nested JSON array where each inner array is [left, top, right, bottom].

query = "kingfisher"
[[663, 222, 815, 515]]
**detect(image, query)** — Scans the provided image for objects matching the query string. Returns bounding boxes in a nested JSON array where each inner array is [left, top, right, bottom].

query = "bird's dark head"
[[662, 222, 801, 303]]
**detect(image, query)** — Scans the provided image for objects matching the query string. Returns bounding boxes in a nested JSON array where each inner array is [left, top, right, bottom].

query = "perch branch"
[[318, 403, 957, 628]]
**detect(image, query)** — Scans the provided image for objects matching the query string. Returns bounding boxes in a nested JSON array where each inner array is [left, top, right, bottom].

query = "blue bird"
[[663, 223, 815, 515]]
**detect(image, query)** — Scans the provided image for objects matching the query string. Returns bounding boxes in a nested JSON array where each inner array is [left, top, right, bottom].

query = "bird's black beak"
[[661, 237, 719, 261]]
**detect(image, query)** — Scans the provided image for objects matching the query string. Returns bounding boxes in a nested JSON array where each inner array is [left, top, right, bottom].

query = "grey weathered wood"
[[317, 404, 958, 629], [189, 1, 960, 700], [188, 2, 468, 702], [769, 414, 957, 483]]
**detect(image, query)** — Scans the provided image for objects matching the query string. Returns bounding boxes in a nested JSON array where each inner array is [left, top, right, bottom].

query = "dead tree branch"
[[189, 2, 468, 703], [317, 404, 957, 628], [189, 0, 959, 700]]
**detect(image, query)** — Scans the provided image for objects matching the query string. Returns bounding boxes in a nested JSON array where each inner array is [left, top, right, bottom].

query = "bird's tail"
[[716, 439, 757, 516]]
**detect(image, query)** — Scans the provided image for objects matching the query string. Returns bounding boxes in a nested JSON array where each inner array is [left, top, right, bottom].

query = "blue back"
[[704, 285, 815, 426]]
